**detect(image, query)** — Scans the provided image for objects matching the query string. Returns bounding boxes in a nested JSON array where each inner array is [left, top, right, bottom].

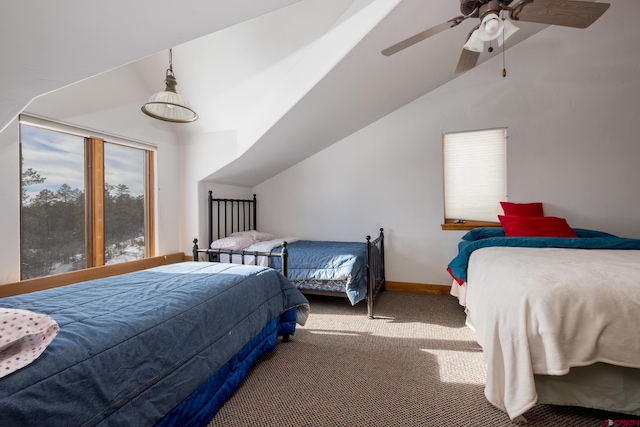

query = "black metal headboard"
[[207, 191, 257, 247]]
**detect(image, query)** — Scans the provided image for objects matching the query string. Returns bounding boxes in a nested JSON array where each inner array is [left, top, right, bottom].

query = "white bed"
[[451, 246, 640, 421]]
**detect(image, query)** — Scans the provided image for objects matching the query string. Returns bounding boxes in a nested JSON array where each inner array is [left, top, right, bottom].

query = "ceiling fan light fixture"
[[498, 19, 520, 46], [478, 13, 504, 41], [381, 0, 611, 74], [463, 29, 485, 53], [142, 49, 198, 123]]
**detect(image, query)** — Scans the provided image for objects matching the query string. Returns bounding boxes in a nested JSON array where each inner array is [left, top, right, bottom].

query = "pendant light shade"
[[498, 19, 520, 46], [463, 14, 520, 53], [463, 29, 485, 53], [142, 49, 198, 123]]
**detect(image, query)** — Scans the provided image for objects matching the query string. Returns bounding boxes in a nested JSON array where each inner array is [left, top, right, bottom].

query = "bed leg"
[[282, 334, 290, 343], [366, 235, 374, 319], [192, 238, 199, 261]]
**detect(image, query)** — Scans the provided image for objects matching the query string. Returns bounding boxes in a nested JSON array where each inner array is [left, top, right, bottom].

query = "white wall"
[[0, 119, 21, 284], [253, 7, 640, 286], [178, 132, 246, 256]]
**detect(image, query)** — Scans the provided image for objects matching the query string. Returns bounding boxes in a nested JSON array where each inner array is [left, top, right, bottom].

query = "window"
[[19, 116, 155, 279], [103, 142, 149, 265], [442, 128, 507, 229]]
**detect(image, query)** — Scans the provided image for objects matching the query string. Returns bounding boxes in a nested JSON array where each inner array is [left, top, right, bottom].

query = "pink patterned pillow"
[[0, 308, 59, 378]]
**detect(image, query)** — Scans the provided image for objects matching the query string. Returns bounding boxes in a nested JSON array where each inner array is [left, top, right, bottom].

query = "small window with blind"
[[442, 128, 507, 230]]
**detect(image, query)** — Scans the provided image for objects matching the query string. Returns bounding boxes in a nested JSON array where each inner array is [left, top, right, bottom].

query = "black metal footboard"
[[192, 238, 289, 277]]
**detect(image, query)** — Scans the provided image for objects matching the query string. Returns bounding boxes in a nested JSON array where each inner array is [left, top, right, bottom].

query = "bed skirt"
[[157, 308, 298, 427], [535, 362, 640, 416]]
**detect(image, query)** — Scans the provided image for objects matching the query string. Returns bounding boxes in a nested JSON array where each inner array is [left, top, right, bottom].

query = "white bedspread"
[[457, 247, 640, 420]]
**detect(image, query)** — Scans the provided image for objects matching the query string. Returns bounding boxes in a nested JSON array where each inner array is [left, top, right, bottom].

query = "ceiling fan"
[[382, 0, 610, 74]]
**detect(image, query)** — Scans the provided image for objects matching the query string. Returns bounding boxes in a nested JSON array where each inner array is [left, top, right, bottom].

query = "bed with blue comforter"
[[0, 262, 309, 427], [270, 240, 373, 306], [194, 192, 385, 319], [197, 236, 385, 319]]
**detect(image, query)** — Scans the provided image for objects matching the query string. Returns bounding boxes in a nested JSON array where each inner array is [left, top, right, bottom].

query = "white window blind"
[[443, 128, 507, 222]]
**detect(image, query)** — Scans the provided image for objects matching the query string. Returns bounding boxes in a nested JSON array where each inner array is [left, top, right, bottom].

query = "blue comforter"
[[0, 262, 308, 426], [447, 236, 640, 284], [271, 240, 372, 305]]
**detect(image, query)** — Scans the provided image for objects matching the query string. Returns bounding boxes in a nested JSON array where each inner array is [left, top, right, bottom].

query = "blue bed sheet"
[[0, 262, 308, 426], [271, 240, 373, 305], [447, 236, 640, 284]]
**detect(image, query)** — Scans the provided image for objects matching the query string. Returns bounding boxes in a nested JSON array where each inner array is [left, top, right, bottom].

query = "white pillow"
[[230, 230, 277, 242], [210, 235, 254, 250], [0, 308, 59, 378]]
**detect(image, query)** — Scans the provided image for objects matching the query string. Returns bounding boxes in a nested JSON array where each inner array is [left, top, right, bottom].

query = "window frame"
[[19, 115, 156, 279], [441, 127, 507, 231]]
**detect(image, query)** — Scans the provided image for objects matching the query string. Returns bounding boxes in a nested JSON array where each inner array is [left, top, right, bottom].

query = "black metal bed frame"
[[192, 191, 386, 318]]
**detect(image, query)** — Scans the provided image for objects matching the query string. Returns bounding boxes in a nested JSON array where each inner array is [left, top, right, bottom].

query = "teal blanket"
[[447, 236, 640, 284]]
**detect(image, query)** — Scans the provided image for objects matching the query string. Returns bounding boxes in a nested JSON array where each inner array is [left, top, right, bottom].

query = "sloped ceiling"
[[206, 0, 546, 186], [0, 0, 303, 132], [5, 0, 619, 187]]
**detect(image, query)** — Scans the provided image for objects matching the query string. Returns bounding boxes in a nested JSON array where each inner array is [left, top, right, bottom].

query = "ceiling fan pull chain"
[[500, 9, 506, 77], [502, 31, 507, 77]]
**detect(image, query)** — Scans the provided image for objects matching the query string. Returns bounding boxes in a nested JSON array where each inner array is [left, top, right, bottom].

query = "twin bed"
[[0, 262, 309, 426], [447, 223, 640, 421], [192, 191, 386, 319]]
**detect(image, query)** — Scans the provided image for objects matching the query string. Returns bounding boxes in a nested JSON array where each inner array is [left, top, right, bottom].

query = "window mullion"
[[84, 138, 92, 268], [90, 138, 105, 267], [146, 151, 155, 257]]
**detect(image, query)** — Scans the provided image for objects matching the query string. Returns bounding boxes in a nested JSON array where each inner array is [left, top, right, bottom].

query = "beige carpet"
[[209, 291, 629, 426]]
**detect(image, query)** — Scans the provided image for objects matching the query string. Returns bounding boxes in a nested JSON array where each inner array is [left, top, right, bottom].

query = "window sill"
[[441, 220, 501, 231]]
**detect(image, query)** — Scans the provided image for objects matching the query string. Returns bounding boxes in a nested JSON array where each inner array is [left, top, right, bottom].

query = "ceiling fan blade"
[[511, 0, 610, 29], [382, 16, 466, 56], [455, 49, 481, 73]]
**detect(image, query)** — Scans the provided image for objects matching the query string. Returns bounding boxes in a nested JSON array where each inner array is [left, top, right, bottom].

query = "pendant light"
[[142, 49, 198, 123]]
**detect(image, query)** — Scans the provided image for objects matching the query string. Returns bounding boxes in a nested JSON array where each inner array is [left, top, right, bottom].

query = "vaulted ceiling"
[[3, 0, 621, 187]]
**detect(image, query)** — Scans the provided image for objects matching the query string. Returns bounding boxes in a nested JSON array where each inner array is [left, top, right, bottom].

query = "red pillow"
[[500, 201, 544, 217], [498, 215, 578, 238]]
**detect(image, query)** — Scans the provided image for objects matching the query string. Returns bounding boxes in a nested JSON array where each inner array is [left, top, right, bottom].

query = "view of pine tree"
[[21, 170, 145, 279], [104, 182, 145, 264], [21, 167, 45, 204]]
